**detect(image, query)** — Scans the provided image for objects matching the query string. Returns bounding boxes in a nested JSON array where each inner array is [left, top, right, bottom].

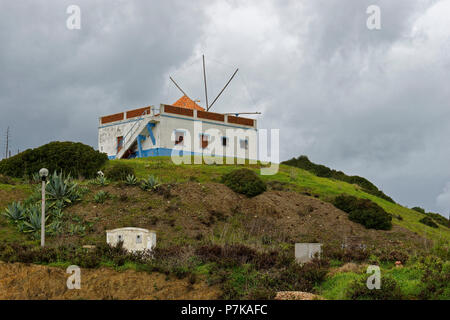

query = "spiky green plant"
[[48, 219, 63, 236], [94, 190, 110, 204], [46, 171, 79, 205], [2, 201, 26, 223], [68, 223, 86, 236], [125, 174, 138, 186], [23, 204, 49, 235], [140, 175, 160, 191], [50, 207, 64, 220], [93, 175, 109, 186], [31, 172, 41, 184]]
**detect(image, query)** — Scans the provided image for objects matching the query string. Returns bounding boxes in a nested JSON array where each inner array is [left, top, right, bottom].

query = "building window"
[[136, 234, 142, 244], [240, 139, 249, 150], [175, 131, 184, 145], [200, 134, 209, 149], [222, 137, 228, 146]]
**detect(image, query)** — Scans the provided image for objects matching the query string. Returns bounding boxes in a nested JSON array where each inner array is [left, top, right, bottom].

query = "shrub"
[[333, 195, 359, 213], [418, 257, 450, 299], [346, 275, 404, 300], [419, 216, 438, 228], [412, 207, 426, 214], [423, 212, 449, 227], [323, 244, 370, 262], [0, 141, 108, 179], [388, 250, 409, 264], [194, 244, 281, 270], [300, 258, 330, 284], [410, 207, 448, 227], [431, 240, 450, 261], [269, 259, 330, 294], [0, 242, 148, 268], [105, 163, 135, 181], [333, 195, 392, 230], [221, 169, 266, 197], [0, 174, 14, 185], [247, 287, 276, 300], [349, 208, 392, 230]]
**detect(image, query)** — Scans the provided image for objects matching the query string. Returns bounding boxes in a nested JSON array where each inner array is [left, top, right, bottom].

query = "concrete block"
[[106, 227, 156, 253], [295, 243, 322, 264]]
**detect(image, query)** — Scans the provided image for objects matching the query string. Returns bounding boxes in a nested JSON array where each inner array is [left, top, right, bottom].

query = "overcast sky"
[[0, 0, 449, 216]]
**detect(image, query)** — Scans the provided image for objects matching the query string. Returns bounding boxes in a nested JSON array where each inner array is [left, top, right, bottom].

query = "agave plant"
[[46, 171, 79, 205], [50, 206, 64, 220], [16, 221, 26, 233], [48, 219, 63, 236], [125, 174, 138, 186], [2, 201, 26, 223], [31, 172, 41, 184], [68, 223, 86, 236], [94, 190, 110, 203], [140, 175, 160, 191], [94, 175, 109, 186], [23, 204, 49, 234]]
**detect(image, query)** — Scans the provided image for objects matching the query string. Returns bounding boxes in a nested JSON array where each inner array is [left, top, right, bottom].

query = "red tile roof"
[[172, 95, 205, 111]]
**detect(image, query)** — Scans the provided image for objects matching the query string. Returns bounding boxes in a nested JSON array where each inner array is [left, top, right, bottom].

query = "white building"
[[98, 96, 258, 160], [106, 227, 156, 252]]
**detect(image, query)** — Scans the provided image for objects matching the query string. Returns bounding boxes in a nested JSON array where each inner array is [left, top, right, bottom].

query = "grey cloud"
[[0, 0, 449, 214], [0, 0, 208, 150]]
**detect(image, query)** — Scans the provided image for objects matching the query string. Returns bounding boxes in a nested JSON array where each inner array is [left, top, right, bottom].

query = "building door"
[[117, 136, 124, 153]]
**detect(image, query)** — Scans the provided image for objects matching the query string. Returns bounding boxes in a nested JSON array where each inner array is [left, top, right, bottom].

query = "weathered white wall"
[[295, 243, 322, 264], [106, 227, 156, 252], [98, 108, 258, 159], [98, 119, 141, 157], [159, 110, 258, 159]]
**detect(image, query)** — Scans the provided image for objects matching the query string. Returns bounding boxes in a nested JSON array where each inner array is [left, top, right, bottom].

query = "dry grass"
[[0, 262, 220, 300]]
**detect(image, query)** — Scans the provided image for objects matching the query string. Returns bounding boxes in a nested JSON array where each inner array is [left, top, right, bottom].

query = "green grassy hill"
[[0, 156, 448, 299], [109, 157, 449, 242]]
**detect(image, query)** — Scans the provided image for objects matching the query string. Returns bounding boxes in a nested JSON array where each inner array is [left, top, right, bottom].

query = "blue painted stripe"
[[111, 147, 256, 161], [137, 135, 146, 158], [147, 123, 156, 145], [134, 147, 203, 158]]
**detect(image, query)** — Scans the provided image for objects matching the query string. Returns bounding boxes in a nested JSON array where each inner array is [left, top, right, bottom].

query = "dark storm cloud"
[[0, 0, 207, 150], [0, 0, 449, 214]]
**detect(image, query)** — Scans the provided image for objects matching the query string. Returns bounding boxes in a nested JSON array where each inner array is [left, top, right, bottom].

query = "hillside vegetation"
[[104, 157, 448, 242], [0, 141, 107, 179], [0, 156, 448, 299], [282, 155, 395, 203]]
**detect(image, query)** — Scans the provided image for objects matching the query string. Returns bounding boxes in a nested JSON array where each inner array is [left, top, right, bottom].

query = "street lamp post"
[[39, 168, 49, 247]]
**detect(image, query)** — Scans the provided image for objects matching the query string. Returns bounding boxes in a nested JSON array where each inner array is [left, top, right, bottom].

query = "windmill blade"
[[169, 76, 190, 99], [202, 55, 209, 110], [208, 68, 239, 111]]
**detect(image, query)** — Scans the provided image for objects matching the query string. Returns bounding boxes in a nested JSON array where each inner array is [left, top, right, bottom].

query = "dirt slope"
[[0, 262, 220, 300], [59, 181, 425, 251]]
